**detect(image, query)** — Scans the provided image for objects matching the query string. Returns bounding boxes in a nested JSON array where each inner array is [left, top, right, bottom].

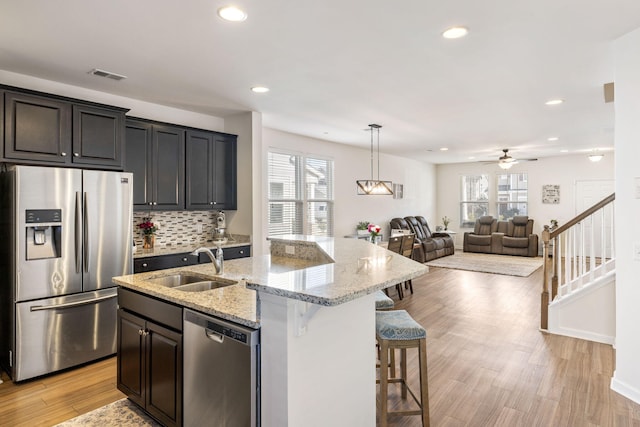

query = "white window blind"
[[268, 151, 334, 237], [496, 172, 528, 219], [460, 174, 489, 227]]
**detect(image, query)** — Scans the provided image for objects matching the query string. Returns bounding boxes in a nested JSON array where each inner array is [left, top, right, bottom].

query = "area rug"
[[55, 398, 160, 427], [426, 252, 543, 277]]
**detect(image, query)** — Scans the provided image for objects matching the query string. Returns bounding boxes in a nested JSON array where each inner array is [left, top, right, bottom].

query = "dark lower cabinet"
[[118, 289, 183, 427], [135, 244, 251, 273], [134, 253, 199, 273]]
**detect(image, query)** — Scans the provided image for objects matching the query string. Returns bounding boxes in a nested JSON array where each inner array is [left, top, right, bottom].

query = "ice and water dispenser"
[[25, 209, 62, 260]]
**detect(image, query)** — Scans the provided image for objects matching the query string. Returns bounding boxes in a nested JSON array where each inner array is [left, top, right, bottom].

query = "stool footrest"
[[377, 378, 423, 409]]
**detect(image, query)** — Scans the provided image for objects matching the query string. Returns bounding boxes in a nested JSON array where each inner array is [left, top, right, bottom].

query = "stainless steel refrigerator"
[[0, 165, 133, 381]]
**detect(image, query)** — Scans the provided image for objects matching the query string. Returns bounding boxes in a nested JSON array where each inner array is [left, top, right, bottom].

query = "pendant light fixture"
[[356, 124, 394, 195]]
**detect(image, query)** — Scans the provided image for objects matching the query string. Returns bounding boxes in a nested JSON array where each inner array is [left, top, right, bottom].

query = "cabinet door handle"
[[148, 202, 153, 206], [61, 152, 67, 157], [210, 202, 214, 205], [182, 257, 188, 262], [142, 263, 148, 267], [239, 250, 244, 254], [138, 329, 144, 336], [153, 202, 157, 206], [73, 152, 79, 157]]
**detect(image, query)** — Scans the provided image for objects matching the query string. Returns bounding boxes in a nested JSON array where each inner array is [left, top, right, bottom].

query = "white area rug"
[[55, 398, 160, 427], [426, 252, 543, 277]]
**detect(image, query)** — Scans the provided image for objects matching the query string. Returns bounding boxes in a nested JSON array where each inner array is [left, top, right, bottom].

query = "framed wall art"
[[542, 184, 560, 204], [393, 183, 403, 199]]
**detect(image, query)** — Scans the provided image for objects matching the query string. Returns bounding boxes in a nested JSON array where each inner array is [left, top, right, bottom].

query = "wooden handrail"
[[547, 193, 615, 241]]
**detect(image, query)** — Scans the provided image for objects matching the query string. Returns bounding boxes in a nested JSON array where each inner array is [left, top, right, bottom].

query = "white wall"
[[224, 112, 259, 240], [435, 154, 615, 239], [611, 27, 640, 404], [261, 128, 437, 255]]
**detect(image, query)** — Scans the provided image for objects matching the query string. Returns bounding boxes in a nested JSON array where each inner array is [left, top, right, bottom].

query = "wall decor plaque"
[[542, 184, 560, 204]]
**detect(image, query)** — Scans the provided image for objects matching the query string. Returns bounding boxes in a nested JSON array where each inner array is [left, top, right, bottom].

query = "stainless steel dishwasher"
[[183, 309, 260, 427]]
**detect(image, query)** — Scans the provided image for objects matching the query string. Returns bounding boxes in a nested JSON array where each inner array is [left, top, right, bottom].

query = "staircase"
[[540, 193, 616, 344]]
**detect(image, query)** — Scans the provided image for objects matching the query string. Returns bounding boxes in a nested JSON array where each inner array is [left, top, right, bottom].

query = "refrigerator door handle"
[[75, 191, 82, 273], [83, 191, 89, 273], [30, 293, 117, 311]]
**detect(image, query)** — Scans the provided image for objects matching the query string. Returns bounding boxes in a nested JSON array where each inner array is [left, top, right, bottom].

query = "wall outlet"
[[285, 245, 295, 255], [196, 223, 203, 233]]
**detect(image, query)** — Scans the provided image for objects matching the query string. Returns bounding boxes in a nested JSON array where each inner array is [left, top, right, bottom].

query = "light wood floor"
[[2, 265, 640, 426]]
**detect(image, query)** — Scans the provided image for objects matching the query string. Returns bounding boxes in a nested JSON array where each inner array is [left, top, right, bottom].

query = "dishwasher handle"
[[205, 329, 225, 343]]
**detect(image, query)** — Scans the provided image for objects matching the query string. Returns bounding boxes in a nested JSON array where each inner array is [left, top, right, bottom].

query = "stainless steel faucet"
[[191, 246, 224, 274]]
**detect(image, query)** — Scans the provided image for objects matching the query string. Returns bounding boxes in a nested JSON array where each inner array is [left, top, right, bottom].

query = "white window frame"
[[496, 172, 528, 219], [267, 149, 334, 237], [460, 174, 489, 228]]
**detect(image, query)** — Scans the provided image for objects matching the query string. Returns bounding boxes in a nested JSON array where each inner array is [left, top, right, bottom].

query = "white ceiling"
[[2, 0, 639, 164]]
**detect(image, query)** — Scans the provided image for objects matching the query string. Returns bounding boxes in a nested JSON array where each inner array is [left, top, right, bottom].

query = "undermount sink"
[[147, 274, 207, 288], [147, 273, 237, 292], [173, 280, 236, 292]]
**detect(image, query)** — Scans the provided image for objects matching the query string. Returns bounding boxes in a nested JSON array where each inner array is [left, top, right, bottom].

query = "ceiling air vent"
[[89, 68, 127, 81]]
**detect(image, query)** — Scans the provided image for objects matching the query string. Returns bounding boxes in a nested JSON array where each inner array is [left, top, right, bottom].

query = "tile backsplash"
[[133, 211, 222, 249]]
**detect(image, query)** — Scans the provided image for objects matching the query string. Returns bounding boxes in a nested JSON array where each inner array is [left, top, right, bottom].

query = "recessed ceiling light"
[[547, 137, 559, 141], [468, 156, 475, 160], [545, 99, 564, 106], [217, 6, 247, 22], [440, 147, 449, 151], [251, 86, 269, 93], [442, 26, 469, 39], [560, 149, 569, 153]]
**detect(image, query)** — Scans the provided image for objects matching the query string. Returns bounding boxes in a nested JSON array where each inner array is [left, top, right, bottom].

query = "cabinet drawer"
[[134, 253, 199, 273], [118, 288, 182, 332], [198, 245, 250, 263]]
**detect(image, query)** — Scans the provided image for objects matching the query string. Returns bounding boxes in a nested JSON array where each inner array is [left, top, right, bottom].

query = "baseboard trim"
[[611, 374, 640, 405]]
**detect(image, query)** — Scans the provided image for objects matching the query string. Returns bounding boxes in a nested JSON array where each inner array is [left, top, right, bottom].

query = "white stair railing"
[[540, 193, 615, 330]]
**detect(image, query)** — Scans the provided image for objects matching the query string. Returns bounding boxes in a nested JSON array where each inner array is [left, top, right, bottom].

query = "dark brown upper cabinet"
[[185, 130, 237, 210], [2, 88, 127, 169], [125, 119, 185, 211]]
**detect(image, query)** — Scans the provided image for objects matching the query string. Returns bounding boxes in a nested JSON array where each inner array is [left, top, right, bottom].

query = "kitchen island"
[[113, 235, 428, 426]]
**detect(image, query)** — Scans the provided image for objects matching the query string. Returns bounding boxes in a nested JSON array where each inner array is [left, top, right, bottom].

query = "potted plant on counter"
[[357, 221, 370, 236], [138, 217, 158, 249]]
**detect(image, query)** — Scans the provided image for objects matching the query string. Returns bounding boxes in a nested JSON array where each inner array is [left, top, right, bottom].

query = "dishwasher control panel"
[[206, 321, 248, 344]]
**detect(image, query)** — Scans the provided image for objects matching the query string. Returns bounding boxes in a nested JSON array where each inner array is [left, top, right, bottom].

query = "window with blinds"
[[267, 151, 334, 237], [496, 172, 528, 219]]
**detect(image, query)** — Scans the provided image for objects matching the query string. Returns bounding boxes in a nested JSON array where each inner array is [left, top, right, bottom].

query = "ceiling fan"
[[482, 149, 538, 169]]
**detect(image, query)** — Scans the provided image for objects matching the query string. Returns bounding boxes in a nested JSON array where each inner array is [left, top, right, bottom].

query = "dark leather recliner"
[[463, 216, 499, 254], [389, 216, 454, 262], [464, 215, 538, 257], [495, 216, 538, 257]]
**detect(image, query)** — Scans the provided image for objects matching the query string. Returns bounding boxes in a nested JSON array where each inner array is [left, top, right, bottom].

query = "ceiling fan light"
[[498, 161, 514, 170], [588, 154, 604, 162]]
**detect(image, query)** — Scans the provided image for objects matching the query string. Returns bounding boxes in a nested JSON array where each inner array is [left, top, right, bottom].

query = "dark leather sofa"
[[463, 215, 538, 257], [390, 216, 454, 262]]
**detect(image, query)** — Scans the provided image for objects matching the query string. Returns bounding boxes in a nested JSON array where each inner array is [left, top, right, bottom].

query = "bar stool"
[[376, 310, 430, 427], [374, 290, 394, 310]]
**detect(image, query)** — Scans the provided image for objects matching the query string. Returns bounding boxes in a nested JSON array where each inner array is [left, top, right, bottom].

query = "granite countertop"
[[133, 234, 251, 259], [113, 236, 428, 329]]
